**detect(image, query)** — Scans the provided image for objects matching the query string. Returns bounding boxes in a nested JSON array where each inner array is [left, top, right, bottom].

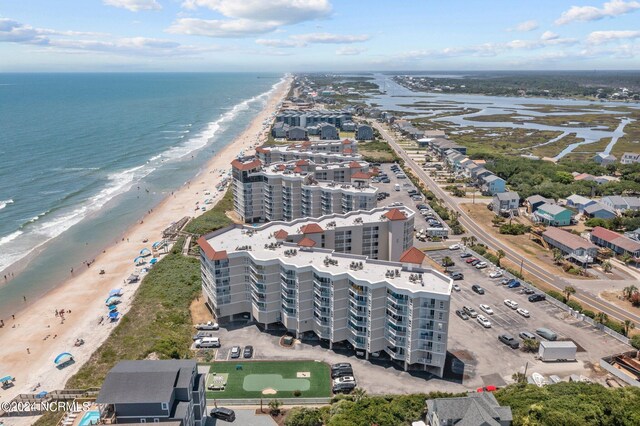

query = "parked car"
[[210, 407, 236, 422], [499, 334, 520, 349], [331, 366, 354, 379], [460, 252, 472, 259], [332, 382, 356, 394], [519, 331, 537, 340], [507, 280, 521, 289], [449, 244, 461, 250], [243, 345, 254, 358], [334, 376, 356, 384], [470, 259, 481, 267], [504, 299, 518, 310], [195, 337, 220, 348], [475, 262, 488, 269], [476, 314, 492, 328], [489, 270, 503, 278], [452, 283, 461, 292], [450, 272, 464, 280], [536, 327, 558, 341], [472, 284, 485, 294], [523, 288, 536, 295], [192, 331, 214, 341], [456, 309, 469, 320], [230, 346, 241, 358], [465, 257, 478, 264], [517, 308, 530, 318], [195, 321, 219, 330], [479, 304, 494, 315], [463, 306, 478, 318], [528, 293, 546, 302], [499, 278, 510, 286]]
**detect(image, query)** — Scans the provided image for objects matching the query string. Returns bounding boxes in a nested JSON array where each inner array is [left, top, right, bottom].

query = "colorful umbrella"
[[54, 352, 73, 365]]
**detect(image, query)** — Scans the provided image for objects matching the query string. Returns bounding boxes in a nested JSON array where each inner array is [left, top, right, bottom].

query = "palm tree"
[[602, 260, 613, 273], [623, 320, 635, 337], [563, 286, 576, 302], [268, 399, 282, 416], [623, 285, 638, 300], [352, 387, 367, 403], [622, 253, 633, 265], [552, 248, 564, 265], [468, 236, 478, 247], [595, 312, 609, 326], [461, 236, 469, 247], [496, 249, 505, 268]]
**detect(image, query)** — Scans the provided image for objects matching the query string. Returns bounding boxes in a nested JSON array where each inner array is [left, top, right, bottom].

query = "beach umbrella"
[[0, 376, 13, 384], [109, 288, 122, 297], [152, 241, 162, 249], [54, 352, 73, 365], [133, 256, 145, 264], [140, 248, 151, 257], [149, 258, 158, 265], [108, 305, 118, 312], [36, 391, 48, 399], [109, 311, 119, 321], [104, 296, 120, 305]]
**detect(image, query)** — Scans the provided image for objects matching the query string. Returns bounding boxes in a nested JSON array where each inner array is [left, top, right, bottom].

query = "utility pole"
[[519, 259, 524, 276]]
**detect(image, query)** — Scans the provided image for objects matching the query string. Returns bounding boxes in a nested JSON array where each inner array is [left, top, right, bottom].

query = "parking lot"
[[428, 247, 630, 386], [372, 163, 447, 236]]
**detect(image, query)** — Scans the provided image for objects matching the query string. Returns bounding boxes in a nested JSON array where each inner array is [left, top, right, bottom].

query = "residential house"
[[565, 194, 595, 213], [534, 203, 573, 227], [594, 153, 617, 165], [601, 196, 638, 212], [96, 360, 207, 426], [573, 173, 619, 185], [286, 126, 308, 141], [590, 227, 640, 261], [583, 202, 617, 219], [341, 121, 357, 132], [320, 123, 339, 140], [271, 122, 289, 138], [542, 227, 598, 266], [492, 192, 520, 216], [426, 392, 513, 426], [525, 195, 554, 214], [355, 124, 374, 141], [621, 152, 640, 164], [482, 175, 506, 195]]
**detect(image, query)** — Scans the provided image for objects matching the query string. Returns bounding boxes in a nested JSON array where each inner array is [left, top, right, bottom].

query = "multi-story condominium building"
[[276, 109, 352, 129], [96, 360, 207, 426], [198, 207, 452, 376], [256, 139, 359, 165], [232, 157, 378, 223]]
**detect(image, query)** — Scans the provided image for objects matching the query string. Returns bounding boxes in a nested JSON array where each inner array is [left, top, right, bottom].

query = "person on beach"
[[26, 348, 30, 354]]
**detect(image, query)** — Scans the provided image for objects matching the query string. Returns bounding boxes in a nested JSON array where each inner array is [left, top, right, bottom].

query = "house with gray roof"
[[492, 192, 520, 216], [482, 174, 506, 195], [426, 392, 512, 426], [583, 202, 617, 219], [594, 153, 617, 166], [534, 203, 573, 227], [286, 126, 308, 141], [271, 121, 289, 138], [565, 194, 595, 213], [96, 360, 207, 426], [525, 195, 554, 213], [355, 124, 374, 141], [621, 152, 640, 165], [320, 123, 339, 140], [601, 195, 631, 212]]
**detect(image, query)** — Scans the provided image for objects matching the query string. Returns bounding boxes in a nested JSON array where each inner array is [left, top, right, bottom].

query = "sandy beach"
[[0, 76, 291, 422]]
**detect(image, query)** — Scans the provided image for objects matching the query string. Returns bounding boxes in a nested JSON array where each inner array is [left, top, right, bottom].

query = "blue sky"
[[1, 0, 640, 71]]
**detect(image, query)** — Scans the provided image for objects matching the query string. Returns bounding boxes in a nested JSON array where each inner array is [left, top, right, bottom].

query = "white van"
[[195, 337, 221, 348], [394, 184, 401, 191]]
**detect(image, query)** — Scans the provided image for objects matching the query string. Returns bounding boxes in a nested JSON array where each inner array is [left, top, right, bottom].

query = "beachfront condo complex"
[[198, 207, 452, 376], [256, 139, 361, 165], [232, 156, 378, 223]]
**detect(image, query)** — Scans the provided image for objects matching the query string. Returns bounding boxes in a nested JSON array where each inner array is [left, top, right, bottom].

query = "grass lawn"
[[203, 360, 331, 399]]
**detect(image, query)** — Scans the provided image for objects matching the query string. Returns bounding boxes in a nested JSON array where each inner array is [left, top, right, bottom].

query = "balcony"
[[314, 286, 331, 299], [348, 314, 367, 327], [348, 303, 366, 317], [314, 298, 331, 309], [386, 325, 407, 338], [387, 315, 407, 327], [387, 294, 409, 307], [386, 303, 408, 317], [250, 281, 266, 294], [385, 332, 406, 347]]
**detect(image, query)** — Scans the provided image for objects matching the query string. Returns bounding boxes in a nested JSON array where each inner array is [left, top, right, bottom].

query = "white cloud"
[[541, 31, 559, 41], [103, 0, 162, 12], [172, 0, 331, 38], [255, 38, 299, 48], [508, 20, 539, 32], [336, 46, 365, 56], [587, 30, 640, 44], [292, 32, 369, 44], [555, 0, 640, 25], [0, 18, 214, 57], [167, 18, 278, 38]]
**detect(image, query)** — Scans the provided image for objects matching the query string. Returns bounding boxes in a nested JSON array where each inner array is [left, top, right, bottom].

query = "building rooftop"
[[426, 392, 512, 426], [592, 226, 640, 253], [566, 194, 593, 205], [199, 208, 451, 295], [543, 227, 597, 251], [537, 203, 570, 216], [584, 202, 614, 215], [495, 191, 519, 201]]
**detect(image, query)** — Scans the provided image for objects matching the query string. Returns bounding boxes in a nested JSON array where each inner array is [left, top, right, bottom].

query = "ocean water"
[[0, 73, 282, 315]]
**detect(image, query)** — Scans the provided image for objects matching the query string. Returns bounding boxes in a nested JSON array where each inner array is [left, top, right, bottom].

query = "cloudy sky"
[[1, 0, 640, 71]]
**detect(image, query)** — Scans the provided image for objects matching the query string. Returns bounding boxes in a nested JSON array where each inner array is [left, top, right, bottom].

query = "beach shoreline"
[[0, 75, 291, 422]]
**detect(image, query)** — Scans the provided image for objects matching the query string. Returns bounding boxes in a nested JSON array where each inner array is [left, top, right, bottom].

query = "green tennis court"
[[243, 374, 310, 391]]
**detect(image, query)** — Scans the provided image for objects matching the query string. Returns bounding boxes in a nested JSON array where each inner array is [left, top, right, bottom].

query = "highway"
[[372, 120, 640, 326]]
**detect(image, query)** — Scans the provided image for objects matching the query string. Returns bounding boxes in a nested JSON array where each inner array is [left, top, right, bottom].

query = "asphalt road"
[[372, 120, 640, 325]]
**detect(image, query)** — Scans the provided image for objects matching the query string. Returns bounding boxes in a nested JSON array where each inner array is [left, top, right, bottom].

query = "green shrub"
[[471, 245, 487, 255], [293, 389, 302, 397], [582, 309, 596, 319], [285, 407, 323, 426], [605, 320, 625, 334], [566, 300, 583, 312], [631, 335, 640, 350], [499, 223, 530, 235], [546, 290, 567, 303]]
